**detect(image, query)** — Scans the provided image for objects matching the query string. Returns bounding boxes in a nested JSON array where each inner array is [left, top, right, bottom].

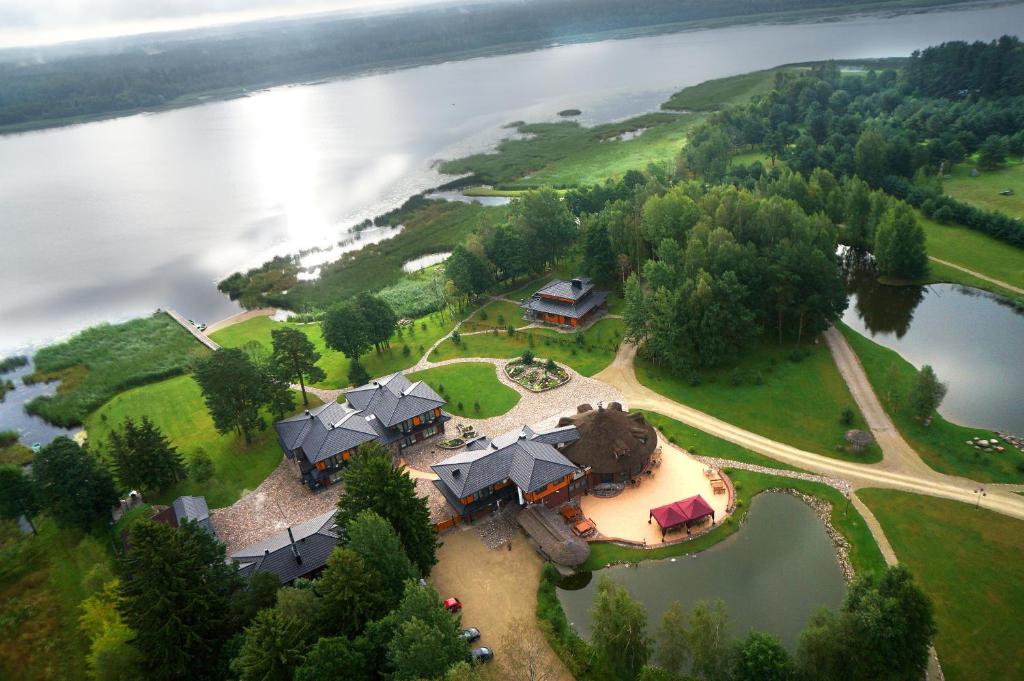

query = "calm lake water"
[[557, 493, 847, 650], [844, 260, 1024, 435], [2, 3, 1023, 355]]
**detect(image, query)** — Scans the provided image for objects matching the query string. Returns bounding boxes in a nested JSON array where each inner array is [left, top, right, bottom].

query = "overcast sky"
[[0, 0, 452, 49]]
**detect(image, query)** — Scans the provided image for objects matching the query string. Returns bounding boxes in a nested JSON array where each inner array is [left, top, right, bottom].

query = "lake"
[[557, 493, 847, 651], [844, 260, 1024, 435], [1, 3, 1022, 356]]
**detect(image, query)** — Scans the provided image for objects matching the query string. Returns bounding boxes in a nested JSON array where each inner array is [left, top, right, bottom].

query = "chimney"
[[287, 527, 303, 564], [452, 469, 461, 478], [571, 278, 582, 288], [519, 432, 527, 440], [304, 409, 310, 417]]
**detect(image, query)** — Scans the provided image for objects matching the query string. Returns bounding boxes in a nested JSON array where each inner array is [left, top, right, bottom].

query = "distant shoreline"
[[0, 0, 993, 137]]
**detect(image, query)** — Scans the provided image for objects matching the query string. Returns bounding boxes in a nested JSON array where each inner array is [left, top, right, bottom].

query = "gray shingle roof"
[[522, 288, 608, 320], [172, 496, 214, 536], [343, 373, 445, 427], [275, 401, 378, 465], [432, 425, 580, 499], [536, 278, 594, 301], [231, 510, 339, 585]]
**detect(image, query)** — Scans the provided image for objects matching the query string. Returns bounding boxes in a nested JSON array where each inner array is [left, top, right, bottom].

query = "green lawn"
[[662, 68, 790, 111], [211, 311, 456, 389], [429, 319, 624, 377], [84, 375, 319, 508], [926, 259, 1024, 307], [460, 300, 525, 333], [24, 314, 208, 427], [440, 113, 698, 188], [408, 362, 520, 418], [919, 211, 1024, 292], [859, 489, 1024, 681], [638, 410, 804, 473], [944, 157, 1024, 220], [635, 338, 881, 463], [582, 467, 885, 577], [0, 441, 33, 466], [837, 323, 1022, 483], [0, 518, 112, 681]]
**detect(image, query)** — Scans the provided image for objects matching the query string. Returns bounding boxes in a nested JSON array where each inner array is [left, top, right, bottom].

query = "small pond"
[[402, 251, 452, 273], [0, 358, 80, 447], [425, 189, 512, 206], [843, 253, 1024, 435], [557, 493, 846, 651]]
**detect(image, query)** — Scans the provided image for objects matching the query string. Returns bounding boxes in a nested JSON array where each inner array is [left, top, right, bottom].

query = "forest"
[[0, 0, 965, 130]]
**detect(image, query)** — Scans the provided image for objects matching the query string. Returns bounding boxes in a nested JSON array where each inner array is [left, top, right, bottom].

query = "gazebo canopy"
[[650, 495, 715, 532]]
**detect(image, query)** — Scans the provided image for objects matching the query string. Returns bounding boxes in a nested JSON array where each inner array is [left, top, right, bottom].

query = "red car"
[[443, 597, 462, 613]]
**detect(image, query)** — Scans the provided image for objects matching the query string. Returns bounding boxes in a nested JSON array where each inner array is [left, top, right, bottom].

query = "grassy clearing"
[[429, 318, 624, 377], [837, 323, 1022, 483], [281, 201, 508, 311], [0, 442, 33, 466], [440, 113, 696, 188], [582, 467, 885, 576], [211, 311, 456, 389], [461, 299, 525, 332], [635, 337, 881, 463], [638, 410, 804, 473], [0, 518, 112, 681], [662, 67, 786, 111], [24, 314, 208, 427], [944, 158, 1024, 220], [408, 362, 520, 418], [919, 210, 1024, 289], [859, 489, 1024, 681], [84, 375, 319, 508]]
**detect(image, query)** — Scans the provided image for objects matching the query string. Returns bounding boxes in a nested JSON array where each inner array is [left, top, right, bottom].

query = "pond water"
[[402, 251, 452, 273], [2, 2, 1022, 355], [557, 493, 846, 651], [424, 189, 513, 206], [843, 256, 1024, 435], [0, 360, 80, 445]]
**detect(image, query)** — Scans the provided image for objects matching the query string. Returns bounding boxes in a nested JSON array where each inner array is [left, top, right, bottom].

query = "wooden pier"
[[163, 309, 221, 351]]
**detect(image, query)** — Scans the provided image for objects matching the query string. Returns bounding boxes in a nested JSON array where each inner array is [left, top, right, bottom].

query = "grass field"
[[84, 375, 319, 508], [211, 311, 457, 389], [837, 323, 1022, 483], [460, 300, 525, 332], [0, 518, 112, 681], [662, 67, 786, 111], [429, 318, 624, 377], [635, 338, 881, 463], [280, 201, 508, 311], [25, 314, 208, 427], [919, 211, 1024, 293], [408, 362, 520, 418], [0, 441, 33, 466], [440, 113, 698, 188], [639, 410, 803, 473], [582, 467, 885, 576], [859, 489, 1024, 681], [944, 158, 1024, 220]]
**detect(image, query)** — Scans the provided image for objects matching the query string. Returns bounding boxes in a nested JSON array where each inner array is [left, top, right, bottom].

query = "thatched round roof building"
[[558, 402, 657, 483]]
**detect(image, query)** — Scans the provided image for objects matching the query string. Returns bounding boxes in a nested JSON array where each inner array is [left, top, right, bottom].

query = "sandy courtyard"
[[581, 436, 731, 546], [429, 526, 573, 681]]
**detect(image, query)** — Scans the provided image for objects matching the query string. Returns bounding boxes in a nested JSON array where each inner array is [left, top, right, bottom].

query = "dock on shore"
[[163, 309, 221, 351]]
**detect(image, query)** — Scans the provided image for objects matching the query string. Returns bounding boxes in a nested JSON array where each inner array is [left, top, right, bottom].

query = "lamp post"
[[844, 490, 851, 516], [974, 487, 986, 509]]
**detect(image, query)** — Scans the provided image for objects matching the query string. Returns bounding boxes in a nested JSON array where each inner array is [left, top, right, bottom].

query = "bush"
[[688, 374, 702, 387], [457, 401, 464, 411], [451, 330, 461, 345], [507, 324, 516, 337], [841, 407, 855, 425], [473, 400, 481, 413], [0, 430, 17, 448], [729, 369, 743, 387], [189, 449, 215, 483], [752, 371, 765, 386], [575, 332, 585, 346], [521, 350, 535, 365], [497, 314, 505, 326], [479, 309, 488, 321]]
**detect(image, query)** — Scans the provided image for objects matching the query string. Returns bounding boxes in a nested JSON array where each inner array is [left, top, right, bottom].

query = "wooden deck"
[[163, 309, 220, 351]]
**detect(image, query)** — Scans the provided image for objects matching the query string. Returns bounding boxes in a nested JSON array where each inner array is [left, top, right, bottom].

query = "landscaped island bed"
[[837, 323, 1023, 483], [635, 338, 881, 463], [860, 489, 1024, 681]]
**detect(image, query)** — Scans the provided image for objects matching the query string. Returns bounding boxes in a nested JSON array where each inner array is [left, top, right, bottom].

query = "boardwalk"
[[163, 308, 221, 351]]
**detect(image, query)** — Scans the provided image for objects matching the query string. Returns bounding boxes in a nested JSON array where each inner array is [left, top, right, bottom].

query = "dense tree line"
[[0, 0, 934, 130]]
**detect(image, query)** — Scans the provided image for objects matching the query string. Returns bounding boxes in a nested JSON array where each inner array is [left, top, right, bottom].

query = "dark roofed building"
[[275, 372, 450, 489], [559, 402, 657, 484], [152, 495, 216, 537], [431, 424, 587, 521], [231, 510, 339, 584], [521, 276, 608, 327]]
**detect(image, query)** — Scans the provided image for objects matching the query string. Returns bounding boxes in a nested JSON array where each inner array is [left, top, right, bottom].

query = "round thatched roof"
[[558, 402, 657, 476]]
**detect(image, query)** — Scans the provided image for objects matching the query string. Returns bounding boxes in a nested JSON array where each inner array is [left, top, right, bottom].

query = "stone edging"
[[503, 359, 571, 393], [765, 488, 855, 583]]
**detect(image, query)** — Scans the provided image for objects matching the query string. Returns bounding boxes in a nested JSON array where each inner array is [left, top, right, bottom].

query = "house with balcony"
[[521, 276, 608, 327], [431, 424, 588, 522], [274, 372, 449, 489]]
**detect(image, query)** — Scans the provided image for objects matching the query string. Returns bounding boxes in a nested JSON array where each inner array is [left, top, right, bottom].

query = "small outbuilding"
[[559, 402, 657, 485], [649, 495, 715, 540]]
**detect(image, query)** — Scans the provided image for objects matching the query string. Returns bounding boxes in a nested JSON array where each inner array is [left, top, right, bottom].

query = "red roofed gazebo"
[[649, 495, 715, 540]]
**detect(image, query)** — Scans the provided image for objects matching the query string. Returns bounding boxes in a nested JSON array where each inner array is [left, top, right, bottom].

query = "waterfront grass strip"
[[634, 336, 882, 463], [859, 489, 1024, 681], [25, 314, 209, 428], [836, 323, 1024, 483]]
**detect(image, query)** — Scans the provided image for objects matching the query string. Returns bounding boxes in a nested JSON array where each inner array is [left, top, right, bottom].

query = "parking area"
[[429, 526, 573, 681]]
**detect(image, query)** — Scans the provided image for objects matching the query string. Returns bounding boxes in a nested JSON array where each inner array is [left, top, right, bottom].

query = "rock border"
[[504, 358, 571, 393]]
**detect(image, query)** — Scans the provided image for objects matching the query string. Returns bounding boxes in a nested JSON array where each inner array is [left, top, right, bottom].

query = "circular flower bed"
[[504, 358, 570, 392]]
